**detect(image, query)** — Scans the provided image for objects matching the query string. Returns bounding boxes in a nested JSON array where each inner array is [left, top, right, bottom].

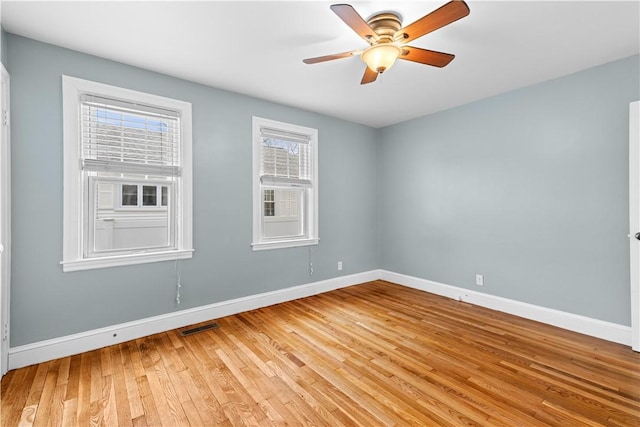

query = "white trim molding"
[[0, 65, 11, 378], [61, 249, 194, 272], [629, 100, 640, 352], [8, 270, 379, 370], [379, 270, 631, 346], [8, 269, 632, 370]]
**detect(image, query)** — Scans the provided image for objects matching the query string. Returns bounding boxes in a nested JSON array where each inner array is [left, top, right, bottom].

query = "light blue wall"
[[379, 54, 640, 326], [7, 31, 639, 346], [7, 34, 379, 346]]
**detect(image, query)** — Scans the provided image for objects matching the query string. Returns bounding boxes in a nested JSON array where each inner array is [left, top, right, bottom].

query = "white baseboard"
[[9, 268, 631, 369], [379, 270, 632, 346], [8, 270, 380, 370]]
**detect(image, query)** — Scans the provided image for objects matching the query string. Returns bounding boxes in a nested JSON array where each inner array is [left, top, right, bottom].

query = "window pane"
[[262, 188, 303, 239], [122, 184, 137, 206], [143, 185, 157, 206], [93, 180, 171, 253], [278, 189, 299, 217], [97, 182, 114, 209], [82, 100, 180, 174], [264, 189, 275, 217], [161, 186, 168, 206], [261, 138, 310, 180]]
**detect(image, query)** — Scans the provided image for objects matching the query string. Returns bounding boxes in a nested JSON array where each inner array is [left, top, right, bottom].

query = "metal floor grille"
[[179, 322, 220, 336]]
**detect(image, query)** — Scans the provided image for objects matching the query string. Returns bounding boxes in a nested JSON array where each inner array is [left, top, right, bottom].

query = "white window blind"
[[81, 94, 181, 177], [260, 127, 311, 187]]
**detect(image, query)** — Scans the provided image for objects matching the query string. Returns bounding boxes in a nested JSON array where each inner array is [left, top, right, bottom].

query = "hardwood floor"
[[1, 280, 639, 426]]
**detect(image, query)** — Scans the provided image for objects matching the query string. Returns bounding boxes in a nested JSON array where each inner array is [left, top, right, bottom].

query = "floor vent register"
[[179, 322, 220, 336]]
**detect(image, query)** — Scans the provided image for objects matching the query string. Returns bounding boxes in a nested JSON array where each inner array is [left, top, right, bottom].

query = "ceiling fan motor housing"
[[366, 12, 403, 43], [361, 12, 404, 73]]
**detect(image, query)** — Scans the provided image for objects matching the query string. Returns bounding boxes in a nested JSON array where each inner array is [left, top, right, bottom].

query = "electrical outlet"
[[338, 261, 343, 271], [475, 274, 484, 286]]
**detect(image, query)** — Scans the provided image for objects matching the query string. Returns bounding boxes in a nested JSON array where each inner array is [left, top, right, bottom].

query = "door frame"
[[630, 101, 639, 352], [0, 64, 10, 376]]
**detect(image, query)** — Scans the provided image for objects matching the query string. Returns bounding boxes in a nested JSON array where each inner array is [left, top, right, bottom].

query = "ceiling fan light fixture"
[[361, 43, 401, 74], [303, 2, 470, 84]]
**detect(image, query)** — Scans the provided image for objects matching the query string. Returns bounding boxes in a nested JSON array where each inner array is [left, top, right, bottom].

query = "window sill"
[[251, 238, 319, 251], [61, 249, 194, 272]]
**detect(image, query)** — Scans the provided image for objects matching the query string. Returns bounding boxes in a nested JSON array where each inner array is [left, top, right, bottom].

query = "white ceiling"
[[1, 1, 639, 128]]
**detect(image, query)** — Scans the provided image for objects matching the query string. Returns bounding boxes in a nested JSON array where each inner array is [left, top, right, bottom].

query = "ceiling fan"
[[303, 1, 470, 84]]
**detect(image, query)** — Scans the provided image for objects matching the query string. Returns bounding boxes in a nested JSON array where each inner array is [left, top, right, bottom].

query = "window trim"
[[62, 76, 193, 271], [251, 116, 319, 251]]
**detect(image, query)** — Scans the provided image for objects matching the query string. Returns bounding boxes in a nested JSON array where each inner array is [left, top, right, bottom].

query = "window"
[[264, 189, 275, 216], [122, 184, 138, 206], [117, 184, 168, 208], [62, 76, 193, 271], [252, 117, 318, 250]]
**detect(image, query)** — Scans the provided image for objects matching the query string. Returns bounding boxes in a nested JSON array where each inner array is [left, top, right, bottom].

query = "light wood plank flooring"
[[1, 280, 639, 426]]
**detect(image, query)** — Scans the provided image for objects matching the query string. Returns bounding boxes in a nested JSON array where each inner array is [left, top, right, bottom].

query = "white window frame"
[[252, 117, 319, 250], [62, 76, 193, 271]]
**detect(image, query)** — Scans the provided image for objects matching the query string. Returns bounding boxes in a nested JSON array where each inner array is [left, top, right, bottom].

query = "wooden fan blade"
[[361, 67, 378, 85], [303, 51, 360, 64], [330, 4, 378, 41], [397, 0, 470, 44], [399, 46, 455, 68]]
